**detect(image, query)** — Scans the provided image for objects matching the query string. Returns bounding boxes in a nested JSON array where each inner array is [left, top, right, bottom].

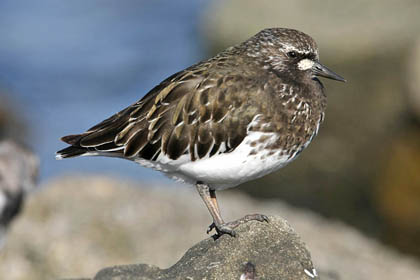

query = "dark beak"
[[312, 61, 346, 82]]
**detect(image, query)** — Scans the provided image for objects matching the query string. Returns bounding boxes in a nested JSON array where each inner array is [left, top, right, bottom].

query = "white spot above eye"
[[297, 58, 314, 71]]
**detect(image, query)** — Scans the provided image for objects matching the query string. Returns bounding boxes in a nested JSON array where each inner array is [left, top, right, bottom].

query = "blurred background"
[[0, 0, 419, 279]]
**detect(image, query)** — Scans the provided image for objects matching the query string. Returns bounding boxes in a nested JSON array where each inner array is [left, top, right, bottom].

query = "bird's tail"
[[55, 146, 87, 159], [56, 134, 87, 159]]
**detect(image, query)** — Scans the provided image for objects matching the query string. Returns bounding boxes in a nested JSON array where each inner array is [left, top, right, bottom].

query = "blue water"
[[0, 0, 210, 182]]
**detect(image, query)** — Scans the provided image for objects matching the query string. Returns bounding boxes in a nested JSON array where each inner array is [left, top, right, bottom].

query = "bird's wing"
[[58, 64, 260, 162]]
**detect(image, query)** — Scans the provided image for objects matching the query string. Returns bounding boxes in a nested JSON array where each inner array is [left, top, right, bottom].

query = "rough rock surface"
[[92, 216, 317, 280], [1, 177, 420, 280]]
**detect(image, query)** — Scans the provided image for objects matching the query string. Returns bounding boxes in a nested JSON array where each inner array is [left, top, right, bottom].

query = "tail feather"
[[61, 134, 83, 145], [56, 146, 87, 159]]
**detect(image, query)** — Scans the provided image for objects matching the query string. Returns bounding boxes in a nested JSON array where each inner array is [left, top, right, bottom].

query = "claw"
[[217, 225, 236, 237], [207, 223, 216, 234], [206, 214, 269, 239], [230, 214, 270, 226], [246, 214, 269, 223], [207, 222, 237, 238]]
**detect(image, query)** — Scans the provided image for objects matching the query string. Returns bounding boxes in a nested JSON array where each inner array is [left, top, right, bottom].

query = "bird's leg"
[[209, 189, 221, 215], [196, 182, 236, 237], [196, 182, 269, 238]]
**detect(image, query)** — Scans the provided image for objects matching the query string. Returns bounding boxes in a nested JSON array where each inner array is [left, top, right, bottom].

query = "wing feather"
[[57, 59, 262, 162]]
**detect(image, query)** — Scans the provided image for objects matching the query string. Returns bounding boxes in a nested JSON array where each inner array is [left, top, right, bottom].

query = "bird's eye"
[[287, 51, 298, 58]]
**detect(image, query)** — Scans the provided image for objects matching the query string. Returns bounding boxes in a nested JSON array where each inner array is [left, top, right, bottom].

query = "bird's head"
[[244, 28, 345, 82]]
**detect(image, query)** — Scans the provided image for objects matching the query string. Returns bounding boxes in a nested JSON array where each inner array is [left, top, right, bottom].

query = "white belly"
[[135, 131, 300, 190]]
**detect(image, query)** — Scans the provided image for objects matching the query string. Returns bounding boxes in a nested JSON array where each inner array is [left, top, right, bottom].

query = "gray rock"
[[92, 216, 317, 280], [4, 177, 420, 279], [407, 38, 420, 122]]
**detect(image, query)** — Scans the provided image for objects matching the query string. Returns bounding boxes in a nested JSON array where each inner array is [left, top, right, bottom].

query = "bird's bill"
[[312, 61, 346, 82]]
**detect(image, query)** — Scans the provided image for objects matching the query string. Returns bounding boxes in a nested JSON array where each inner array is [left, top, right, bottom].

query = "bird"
[[56, 28, 345, 238], [0, 140, 39, 247]]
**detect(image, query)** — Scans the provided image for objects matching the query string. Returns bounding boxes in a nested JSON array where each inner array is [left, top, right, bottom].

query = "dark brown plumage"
[[57, 28, 345, 238]]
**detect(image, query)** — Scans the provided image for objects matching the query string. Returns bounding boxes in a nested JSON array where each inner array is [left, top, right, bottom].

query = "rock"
[[2, 177, 420, 280], [0, 94, 27, 143], [373, 126, 420, 256], [406, 38, 420, 122], [202, 0, 420, 56], [92, 216, 316, 280]]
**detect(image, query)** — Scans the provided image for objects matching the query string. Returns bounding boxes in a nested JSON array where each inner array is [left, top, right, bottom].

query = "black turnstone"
[[56, 28, 345, 237], [0, 140, 38, 246]]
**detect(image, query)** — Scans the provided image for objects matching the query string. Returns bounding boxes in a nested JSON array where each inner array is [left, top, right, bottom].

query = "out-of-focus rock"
[[1, 176, 420, 280], [91, 216, 316, 280], [201, 0, 419, 256], [0, 140, 39, 246], [373, 36, 420, 252], [0, 94, 27, 142], [202, 0, 420, 57], [407, 38, 420, 122], [373, 127, 420, 256]]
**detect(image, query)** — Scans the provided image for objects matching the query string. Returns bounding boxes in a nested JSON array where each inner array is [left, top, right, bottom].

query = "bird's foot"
[[207, 222, 237, 238], [207, 214, 269, 239]]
